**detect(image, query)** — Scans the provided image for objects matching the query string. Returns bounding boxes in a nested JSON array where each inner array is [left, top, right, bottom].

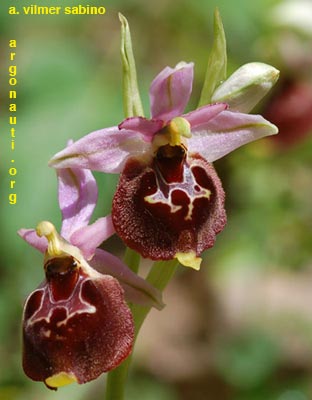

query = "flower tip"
[[270, 65, 280, 82], [256, 62, 280, 88], [66, 139, 74, 146], [118, 12, 127, 24], [45, 372, 78, 390], [47, 155, 58, 168], [213, 7, 223, 25], [176, 252, 202, 270], [17, 228, 25, 237], [48, 153, 76, 170], [175, 61, 194, 71], [271, 122, 279, 135], [36, 221, 56, 238], [263, 117, 279, 137], [48, 154, 68, 169]]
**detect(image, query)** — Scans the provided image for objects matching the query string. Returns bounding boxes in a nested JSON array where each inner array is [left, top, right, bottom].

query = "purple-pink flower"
[[19, 163, 162, 307], [49, 62, 278, 269], [19, 162, 162, 389]]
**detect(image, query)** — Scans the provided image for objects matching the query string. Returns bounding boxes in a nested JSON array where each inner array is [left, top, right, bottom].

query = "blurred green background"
[[1, 0, 312, 399]]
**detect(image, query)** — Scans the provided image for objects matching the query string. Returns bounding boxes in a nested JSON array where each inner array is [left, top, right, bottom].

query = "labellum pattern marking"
[[25, 274, 96, 330], [144, 161, 211, 221], [112, 151, 226, 263]]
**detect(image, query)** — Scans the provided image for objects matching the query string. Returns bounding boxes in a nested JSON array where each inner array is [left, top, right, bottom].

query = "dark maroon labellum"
[[45, 256, 79, 301], [112, 149, 227, 261], [156, 144, 186, 182], [22, 256, 134, 388]]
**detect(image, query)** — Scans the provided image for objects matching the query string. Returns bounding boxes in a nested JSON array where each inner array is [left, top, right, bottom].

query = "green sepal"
[[119, 13, 144, 118], [198, 8, 227, 107]]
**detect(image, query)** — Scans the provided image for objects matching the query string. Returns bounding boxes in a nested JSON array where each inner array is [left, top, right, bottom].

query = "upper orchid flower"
[[49, 62, 278, 270], [19, 163, 162, 389]]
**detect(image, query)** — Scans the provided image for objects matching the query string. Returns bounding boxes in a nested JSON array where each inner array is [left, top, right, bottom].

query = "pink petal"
[[90, 249, 164, 310], [70, 216, 115, 260], [188, 110, 278, 162], [49, 126, 151, 173], [183, 103, 228, 128], [18, 229, 48, 253], [58, 168, 98, 240], [150, 62, 194, 122], [118, 117, 164, 142]]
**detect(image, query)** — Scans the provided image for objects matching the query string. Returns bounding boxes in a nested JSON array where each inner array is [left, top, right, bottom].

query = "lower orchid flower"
[[49, 62, 278, 270], [18, 164, 163, 390]]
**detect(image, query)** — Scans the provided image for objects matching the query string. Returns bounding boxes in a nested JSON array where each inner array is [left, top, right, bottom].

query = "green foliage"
[[216, 331, 280, 388], [127, 372, 177, 400], [198, 8, 227, 107], [119, 13, 144, 118], [1, 0, 311, 399]]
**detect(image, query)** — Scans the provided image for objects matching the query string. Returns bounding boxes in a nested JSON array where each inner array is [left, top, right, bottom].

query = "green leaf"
[[119, 13, 144, 118], [198, 8, 227, 107]]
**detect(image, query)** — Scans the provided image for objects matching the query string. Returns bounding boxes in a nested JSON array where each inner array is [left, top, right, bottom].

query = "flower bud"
[[211, 62, 280, 113]]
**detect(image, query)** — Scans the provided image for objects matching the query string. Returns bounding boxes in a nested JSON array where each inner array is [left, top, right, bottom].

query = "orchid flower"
[[18, 164, 163, 390], [49, 62, 278, 270], [19, 164, 163, 308]]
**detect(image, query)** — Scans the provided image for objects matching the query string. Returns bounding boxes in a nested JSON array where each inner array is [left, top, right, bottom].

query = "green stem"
[[105, 13, 179, 400], [105, 356, 132, 400], [104, 259, 178, 400], [133, 260, 178, 334], [123, 248, 140, 274]]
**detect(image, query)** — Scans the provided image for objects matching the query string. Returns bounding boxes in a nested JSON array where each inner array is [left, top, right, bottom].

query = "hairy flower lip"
[[22, 264, 135, 389], [112, 153, 226, 268], [49, 62, 278, 269]]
